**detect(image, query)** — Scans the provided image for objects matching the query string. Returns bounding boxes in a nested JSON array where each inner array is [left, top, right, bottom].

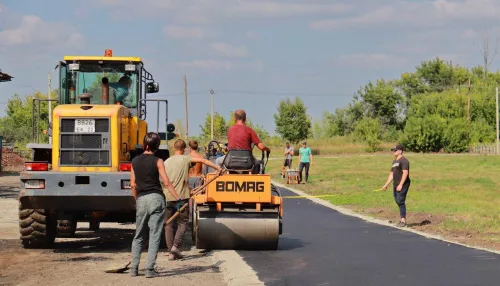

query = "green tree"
[[172, 119, 187, 140], [352, 117, 383, 152], [355, 78, 404, 127], [273, 97, 311, 144], [89, 73, 122, 90], [199, 112, 228, 139], [0, 90, 58, 145]]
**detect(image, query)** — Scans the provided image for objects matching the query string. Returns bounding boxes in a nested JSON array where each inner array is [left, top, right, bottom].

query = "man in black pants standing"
[[382, 144, 411, 227]]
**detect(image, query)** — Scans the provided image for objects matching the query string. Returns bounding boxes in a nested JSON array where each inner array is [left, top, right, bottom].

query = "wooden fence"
[[468, 144, 499, 154]]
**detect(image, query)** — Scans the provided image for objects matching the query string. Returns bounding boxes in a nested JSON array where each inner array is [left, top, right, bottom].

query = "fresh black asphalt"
[[236, 186, 500, 286]]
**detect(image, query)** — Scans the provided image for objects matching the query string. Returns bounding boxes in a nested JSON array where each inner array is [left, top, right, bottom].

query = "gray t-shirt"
[[285, 146, 294, 159], [163, 154, 191, 201]]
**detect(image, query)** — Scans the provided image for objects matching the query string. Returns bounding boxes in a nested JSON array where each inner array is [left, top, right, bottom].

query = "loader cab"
[[57, 49, 159, 118]]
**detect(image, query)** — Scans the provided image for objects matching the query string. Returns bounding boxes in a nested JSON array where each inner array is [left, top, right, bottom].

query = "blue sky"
[[1, 0, 499, 137]]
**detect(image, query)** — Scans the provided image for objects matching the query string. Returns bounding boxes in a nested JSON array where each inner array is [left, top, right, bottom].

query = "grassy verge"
[[266, 153, 500, 251]]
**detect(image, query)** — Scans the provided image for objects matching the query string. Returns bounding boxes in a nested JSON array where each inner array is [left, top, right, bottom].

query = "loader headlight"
[[125, 64, 136, 71], [68, 63, 80, 71], [24, 179, 45, 189]]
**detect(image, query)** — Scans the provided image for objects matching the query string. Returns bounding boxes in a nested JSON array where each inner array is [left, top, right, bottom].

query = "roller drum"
[[195, 211, 280, 250]]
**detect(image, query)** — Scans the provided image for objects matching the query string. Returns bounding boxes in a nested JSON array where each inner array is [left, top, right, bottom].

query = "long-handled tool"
[[105, 169, 225, 274], [166, 168, 225, 224]]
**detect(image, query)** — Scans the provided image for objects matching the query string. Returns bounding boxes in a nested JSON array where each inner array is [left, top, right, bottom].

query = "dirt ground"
[[0, 172, 226, 286]]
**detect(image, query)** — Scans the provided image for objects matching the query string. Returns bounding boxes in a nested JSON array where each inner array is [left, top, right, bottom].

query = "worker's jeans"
[[131, 192, 166, 270], [165, 199, 190, 251], [393, 185, 410, 218], [299, 162, 310, 182]]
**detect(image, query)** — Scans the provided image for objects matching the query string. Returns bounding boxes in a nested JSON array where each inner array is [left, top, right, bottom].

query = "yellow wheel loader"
[[18, 49, 177, 248], [191, 141, 283, 250]]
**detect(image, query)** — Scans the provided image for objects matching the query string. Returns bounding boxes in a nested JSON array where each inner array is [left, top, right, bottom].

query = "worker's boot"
[[130, 268, 138, 277], [145, 268, 160, 278]]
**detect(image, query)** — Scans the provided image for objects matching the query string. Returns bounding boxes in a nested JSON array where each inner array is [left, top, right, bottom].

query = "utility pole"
[[467, 78, 471, 124], [210, 89, 215, 140], [184, 74, 188, 140], [48, 72, 52, 144], [496, 86, 499, 154]]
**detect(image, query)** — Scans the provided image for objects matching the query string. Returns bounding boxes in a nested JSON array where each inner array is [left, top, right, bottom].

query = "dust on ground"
[[0, 172, 226, 286]]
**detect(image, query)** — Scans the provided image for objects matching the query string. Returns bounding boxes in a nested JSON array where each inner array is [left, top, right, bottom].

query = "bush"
[[442, 118, 471, 153], [353, 118, 383, 152], [470, 118, 495, 144], [400, 115, 446, 152]]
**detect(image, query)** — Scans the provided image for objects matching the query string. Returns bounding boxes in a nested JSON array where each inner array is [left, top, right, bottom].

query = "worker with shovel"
[[129, 132, 181, 278], [163, 139, 222, 260]]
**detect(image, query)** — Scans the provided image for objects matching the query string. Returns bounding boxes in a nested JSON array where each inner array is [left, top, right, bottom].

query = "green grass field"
[[266, 153, 500, 250]]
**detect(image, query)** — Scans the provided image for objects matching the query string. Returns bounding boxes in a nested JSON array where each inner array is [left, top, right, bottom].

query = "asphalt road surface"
[[237, 186, 500, 286]]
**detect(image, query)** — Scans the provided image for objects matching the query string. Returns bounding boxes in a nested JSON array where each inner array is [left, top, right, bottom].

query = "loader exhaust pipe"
[[101, 77, 109, 104]]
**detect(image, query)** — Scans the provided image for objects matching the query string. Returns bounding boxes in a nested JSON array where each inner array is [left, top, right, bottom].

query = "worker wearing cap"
[[381, 144, 411, 227]]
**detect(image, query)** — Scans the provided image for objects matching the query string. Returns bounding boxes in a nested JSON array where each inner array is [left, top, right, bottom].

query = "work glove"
[[175, 200, 185, 211]]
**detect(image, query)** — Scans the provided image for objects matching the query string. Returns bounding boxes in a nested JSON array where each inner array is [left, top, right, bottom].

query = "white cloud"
[[0, 8, 84, 50], [209, 42, 250, 58], [227, 1, 350, 17], [95, 0, 351, 24], [309, 0, 500, 30], [163, 26, 209, 39], [335, 53, 409, 69], [433, 0, 500, 19]]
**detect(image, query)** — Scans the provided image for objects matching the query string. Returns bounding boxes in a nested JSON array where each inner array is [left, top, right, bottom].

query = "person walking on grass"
[[163, 139, 222, 261], [130, 132, 181, 278], [381, 144, 411, 227], [298, 141, 312, 184]]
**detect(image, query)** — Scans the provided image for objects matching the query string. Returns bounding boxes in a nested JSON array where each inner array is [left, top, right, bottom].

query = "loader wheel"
[[57, 219, 77, 237], [19, 202, 56, 248]]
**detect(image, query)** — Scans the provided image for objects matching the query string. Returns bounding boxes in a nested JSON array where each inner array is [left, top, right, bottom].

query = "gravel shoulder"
[[0, 172, 227, 286]]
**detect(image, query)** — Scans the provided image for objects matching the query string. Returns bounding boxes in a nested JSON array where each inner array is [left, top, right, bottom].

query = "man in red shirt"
[[216, 109, 270, 167]]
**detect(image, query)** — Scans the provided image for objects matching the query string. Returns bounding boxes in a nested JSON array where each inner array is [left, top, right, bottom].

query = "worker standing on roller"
[[163, 139, 222, 260], [216, 109, 271, 167]]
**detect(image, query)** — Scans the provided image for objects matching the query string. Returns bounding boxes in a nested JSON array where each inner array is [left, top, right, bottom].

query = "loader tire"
[[19, 202, 56, 249]]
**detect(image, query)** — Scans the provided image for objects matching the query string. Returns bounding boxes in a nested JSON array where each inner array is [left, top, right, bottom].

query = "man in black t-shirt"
[[130, 132, 181, 278], [382, 144, 411, 227]]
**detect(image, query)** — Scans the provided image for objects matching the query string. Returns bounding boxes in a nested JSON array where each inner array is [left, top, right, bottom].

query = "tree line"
[[314, 57, 500, 152], [1, 57, 499, 154]]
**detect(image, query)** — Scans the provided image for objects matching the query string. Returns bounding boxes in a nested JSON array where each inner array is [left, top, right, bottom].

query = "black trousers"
[[299, 162, 310, 182], [393, 185, 410, 218]]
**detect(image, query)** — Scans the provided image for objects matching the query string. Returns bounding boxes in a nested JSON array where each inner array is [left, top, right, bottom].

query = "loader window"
[[62, 62, 138, 108]]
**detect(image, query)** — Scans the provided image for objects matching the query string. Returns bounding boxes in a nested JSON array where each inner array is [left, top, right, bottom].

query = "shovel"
[[105, 169, 224, 274], [105, 261, 130, 273]]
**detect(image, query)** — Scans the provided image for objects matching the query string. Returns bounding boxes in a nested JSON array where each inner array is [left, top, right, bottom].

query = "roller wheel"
[[19, 202, 56, 248], [57, 219, 77, 237]]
